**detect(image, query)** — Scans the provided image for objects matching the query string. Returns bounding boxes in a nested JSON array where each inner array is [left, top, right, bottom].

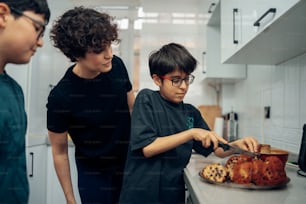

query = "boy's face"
[[76, 45, 113, 77], [153, 70, 192, 104], [0, 4, 46, 65]]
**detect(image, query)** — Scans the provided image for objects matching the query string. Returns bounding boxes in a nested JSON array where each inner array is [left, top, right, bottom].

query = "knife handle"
[[218, 142, 231, 151]]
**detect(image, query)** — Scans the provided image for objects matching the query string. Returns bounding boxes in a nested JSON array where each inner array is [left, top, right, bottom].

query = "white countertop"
[[26, 133, 75, 147], [26, 134, 49, 147], [184, 153, 306, 204]]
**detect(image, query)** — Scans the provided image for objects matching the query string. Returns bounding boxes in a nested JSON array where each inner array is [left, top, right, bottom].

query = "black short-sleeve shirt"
[[47, 55, 132, 165], [119, 89, 213, 204]]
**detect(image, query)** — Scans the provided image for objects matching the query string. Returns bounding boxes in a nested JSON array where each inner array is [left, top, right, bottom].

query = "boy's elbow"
[[214, 148, 226, 158], [214, 148, 229, 158], [142, 147, 154, 158]]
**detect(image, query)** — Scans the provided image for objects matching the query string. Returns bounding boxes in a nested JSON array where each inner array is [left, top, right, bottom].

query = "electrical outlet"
[[264, 106, 270, 119]]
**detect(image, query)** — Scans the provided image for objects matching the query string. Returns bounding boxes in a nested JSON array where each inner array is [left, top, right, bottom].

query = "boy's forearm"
[[48, 131, 76, 203], [53, 152, 76, 203], [142, 129, 194, 158]]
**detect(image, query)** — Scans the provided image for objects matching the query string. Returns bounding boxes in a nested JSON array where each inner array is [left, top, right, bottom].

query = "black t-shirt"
[[47, 55, 132, 165], [119, 89, 213, 204]]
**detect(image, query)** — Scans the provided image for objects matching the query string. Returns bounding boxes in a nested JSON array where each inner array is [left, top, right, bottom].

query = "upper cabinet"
[[204, 1, 246, 83], [220, 0, 304, 65]]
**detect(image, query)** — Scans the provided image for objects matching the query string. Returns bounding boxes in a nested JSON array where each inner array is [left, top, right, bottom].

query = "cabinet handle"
[[29, 152, 34, 177], [208, 3, 216, 13], [253, 8, 276, 27], [233, 8, 238, 44], [202, 52, 206, 74]]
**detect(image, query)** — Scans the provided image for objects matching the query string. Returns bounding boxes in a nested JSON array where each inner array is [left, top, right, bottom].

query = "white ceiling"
[[47, 0, 212, 92], [50, 0, 215, 20], [68, 0, 213, 11], [70, 0, 141, 7]]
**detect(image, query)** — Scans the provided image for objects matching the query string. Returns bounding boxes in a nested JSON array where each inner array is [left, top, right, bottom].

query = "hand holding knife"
[[218, 142, 260, 157]]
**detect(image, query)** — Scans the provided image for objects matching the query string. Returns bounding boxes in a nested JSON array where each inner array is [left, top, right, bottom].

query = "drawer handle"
[[29, 152, 34, 177], [253, 8, 276, 27], [208, 3, 216, 13], [233, 8, 238, 44], [202, 51, 206, 74]]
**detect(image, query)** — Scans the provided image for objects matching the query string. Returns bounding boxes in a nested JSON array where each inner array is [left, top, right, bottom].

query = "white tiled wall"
[[138, 18, 220, 106], [6, 0, 305, 156], [228, 53, 306, 154]]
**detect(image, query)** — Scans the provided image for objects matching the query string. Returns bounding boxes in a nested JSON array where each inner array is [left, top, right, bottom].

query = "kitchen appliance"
[[224, 110, 238, 142], [214, 117, 224, 138], [298, 124, 306, 176]]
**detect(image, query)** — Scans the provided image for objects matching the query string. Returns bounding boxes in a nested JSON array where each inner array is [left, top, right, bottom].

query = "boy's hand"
[[192, 128, 228, 150], [230, 136, 259, 153]]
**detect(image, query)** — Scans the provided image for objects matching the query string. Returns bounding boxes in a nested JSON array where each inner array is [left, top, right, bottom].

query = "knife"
[[218, 142, 260, 157]]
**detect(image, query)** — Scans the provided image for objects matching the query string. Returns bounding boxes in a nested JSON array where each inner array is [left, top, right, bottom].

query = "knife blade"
[[218, 142, 260, 157]]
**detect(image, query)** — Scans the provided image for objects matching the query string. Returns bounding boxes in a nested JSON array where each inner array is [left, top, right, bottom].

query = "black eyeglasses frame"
[[10, 7, 47, 40], [159, 74, 195, 87]]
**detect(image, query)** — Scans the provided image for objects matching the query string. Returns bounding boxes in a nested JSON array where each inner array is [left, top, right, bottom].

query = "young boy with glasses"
[[0, 0, 50, 203], [119, 43, 259, 203]]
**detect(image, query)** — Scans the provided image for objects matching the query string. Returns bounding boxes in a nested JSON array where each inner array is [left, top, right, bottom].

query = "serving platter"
[[198, 171, 290, 190]]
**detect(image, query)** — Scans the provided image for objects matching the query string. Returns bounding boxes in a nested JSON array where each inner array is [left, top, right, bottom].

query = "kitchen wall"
[[138, 38, 306, 155], [6, 0, 220, 139], [221, 53, 306, 154], [6, 0, 139, 139], [138, 23, 219, 106], [6, 0, 304, 155]]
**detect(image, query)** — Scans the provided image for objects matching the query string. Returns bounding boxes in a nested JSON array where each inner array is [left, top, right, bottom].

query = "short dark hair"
[[148, 43, 197, 77], [50, 6, 120, 62], [3, 0, 50, 22]]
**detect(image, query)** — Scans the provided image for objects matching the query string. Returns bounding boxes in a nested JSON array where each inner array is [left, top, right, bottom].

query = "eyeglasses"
[[159, 74, 195, 87], [10, 7, 46, 40]]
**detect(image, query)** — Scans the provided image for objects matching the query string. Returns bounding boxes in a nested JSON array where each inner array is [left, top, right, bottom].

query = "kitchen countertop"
[[184, 153, 306, 204], [26, 133, 49, 147], [27, 133, 75, 147]]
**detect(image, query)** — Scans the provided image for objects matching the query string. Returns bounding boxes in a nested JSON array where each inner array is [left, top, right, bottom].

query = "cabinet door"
[[27, 145, 47, 204], [239, 0, 299, 50], [206, 25, 246, 82], [220, 0, 265, 61], [205, 2, 246, 83], [46, 146, 81, 204], [221, 0, 300, 63], [220, 0, 241, 63]]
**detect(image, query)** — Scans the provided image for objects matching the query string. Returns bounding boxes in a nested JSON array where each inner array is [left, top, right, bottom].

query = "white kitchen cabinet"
[[219, 0, 240, 63], [221, 0, 301, 64], [27, 144, 47, 204], [46, 145, 81, 204], [204, 2, 246, 83]]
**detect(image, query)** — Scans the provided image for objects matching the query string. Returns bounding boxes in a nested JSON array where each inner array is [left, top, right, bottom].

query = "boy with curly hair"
[[47, 7, 134, 204]]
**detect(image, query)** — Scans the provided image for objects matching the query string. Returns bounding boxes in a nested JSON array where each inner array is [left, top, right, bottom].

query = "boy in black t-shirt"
[[119, 43, 259, 204], [47, 7, 135, 204]]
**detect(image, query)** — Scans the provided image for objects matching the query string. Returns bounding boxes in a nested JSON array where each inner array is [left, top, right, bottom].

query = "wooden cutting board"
[[198, 105, 222, 130]]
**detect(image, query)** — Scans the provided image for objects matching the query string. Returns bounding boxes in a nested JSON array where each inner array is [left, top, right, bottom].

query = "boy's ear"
[[152, 74, 162, 86], [0, 3, 10, 27]]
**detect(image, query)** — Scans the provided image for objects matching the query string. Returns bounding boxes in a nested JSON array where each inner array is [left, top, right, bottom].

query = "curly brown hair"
[[50, 6, 119, 62]]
